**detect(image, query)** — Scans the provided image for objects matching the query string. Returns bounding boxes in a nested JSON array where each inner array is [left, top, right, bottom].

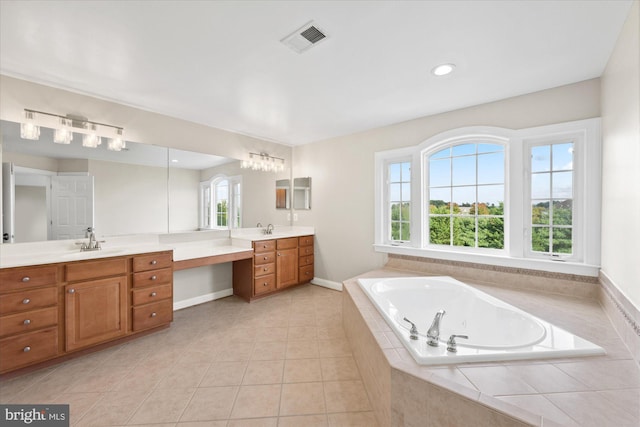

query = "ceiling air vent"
[[281, 21, 328, 54]]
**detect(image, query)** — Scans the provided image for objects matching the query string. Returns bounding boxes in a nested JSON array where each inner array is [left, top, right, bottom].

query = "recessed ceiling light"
[[431, 63, 455, 76]]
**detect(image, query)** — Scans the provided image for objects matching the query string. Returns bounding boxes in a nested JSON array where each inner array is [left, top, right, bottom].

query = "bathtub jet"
[[358, 276, 605, 365]]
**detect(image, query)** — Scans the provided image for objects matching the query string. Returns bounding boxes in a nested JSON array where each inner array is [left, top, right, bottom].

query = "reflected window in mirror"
[[200, 174, 242, 230]]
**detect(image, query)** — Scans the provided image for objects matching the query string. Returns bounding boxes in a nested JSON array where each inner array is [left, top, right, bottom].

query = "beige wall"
[[601, 0, 640, 310], [15, 185, 47, 242], [293, 79, 601, 283], [89, 159, 168, 236], [0, 75, 292, 172]]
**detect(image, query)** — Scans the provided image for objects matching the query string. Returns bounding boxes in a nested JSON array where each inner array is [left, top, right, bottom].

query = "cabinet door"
[[276, 248, 298, 288], [65, 276, 127, 351]]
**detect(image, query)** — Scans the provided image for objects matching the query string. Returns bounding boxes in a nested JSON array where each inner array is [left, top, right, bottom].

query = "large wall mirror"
[[1, 120, 289, 243]]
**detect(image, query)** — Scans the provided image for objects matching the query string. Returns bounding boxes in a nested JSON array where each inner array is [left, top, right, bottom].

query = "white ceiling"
[[0, 1, 632, 146]]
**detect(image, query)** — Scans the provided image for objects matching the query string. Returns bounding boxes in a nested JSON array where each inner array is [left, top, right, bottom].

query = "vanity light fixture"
[[241, 152, 285, 173], [19, 109, 126, 151], [20, 110, 40, 140], [431, 63, 456, 76], [53, 117, 73, 144]]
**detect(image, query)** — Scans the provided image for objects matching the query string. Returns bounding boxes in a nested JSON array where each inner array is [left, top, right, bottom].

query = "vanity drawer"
[[254, 262, 275, 277], [298, 235, 314, 247], [132, 283, 172, 306], [254, 240, 276, 253], [132, 268, 173, 288], [299, 265, 314, 283], [0, 266, 58, 293], [66, 258, 127, 282], [133, 252, 173, 272], [254, 252, 275, 265], [299, 245, 314, 256], [132, 300, 173, 332], [0, 287, 57, 315], [299, 255, 314, 267], [0, 306, 58, 338], [254, 274, 275, 295], [277, 238, 298, 250], [0, 326, 58, 373]]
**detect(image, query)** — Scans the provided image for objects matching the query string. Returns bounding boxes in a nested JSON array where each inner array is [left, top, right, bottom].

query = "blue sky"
[[389, 142, 574, 206]]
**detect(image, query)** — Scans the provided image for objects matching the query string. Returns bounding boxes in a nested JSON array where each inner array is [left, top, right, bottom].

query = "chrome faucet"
[[403, 317, 419, 340], [77, 227, 104, 252], [256, 222, 263, 228], [427, 309, 446, 347], [265, 224, 274, 235]]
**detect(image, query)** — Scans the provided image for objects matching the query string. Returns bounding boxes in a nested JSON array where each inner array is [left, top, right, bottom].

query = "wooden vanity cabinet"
[[233, 235, 314, 302], [64, 258, 128, 351], [0, 265, 59, 373], [0, 250, 174, 375], [298, 235, 315, 283], [276, 238, 298, 288], [131, 252, 173, 332]]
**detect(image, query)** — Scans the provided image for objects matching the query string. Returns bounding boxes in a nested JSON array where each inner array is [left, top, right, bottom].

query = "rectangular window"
[[530, 142, 574, 256], [388, 161, 411, 242], [427, 142, 505, 249]]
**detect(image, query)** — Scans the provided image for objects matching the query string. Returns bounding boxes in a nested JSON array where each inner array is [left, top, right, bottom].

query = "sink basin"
[[61, 248, 128, 259]]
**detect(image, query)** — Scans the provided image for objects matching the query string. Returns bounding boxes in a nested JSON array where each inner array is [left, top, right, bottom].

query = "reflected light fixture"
[[19, 109, 125, 151], [241, 152, 285, 173], [431, 63, 455, 76]]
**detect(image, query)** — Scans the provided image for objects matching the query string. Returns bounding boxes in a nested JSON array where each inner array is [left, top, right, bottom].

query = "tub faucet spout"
[[427, 309, 446, 347]]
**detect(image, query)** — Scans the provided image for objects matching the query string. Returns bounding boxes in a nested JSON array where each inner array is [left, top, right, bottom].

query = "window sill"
[[373, 244, 599, 277]]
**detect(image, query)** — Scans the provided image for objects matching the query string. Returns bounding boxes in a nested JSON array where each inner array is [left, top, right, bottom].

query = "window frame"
[[373, 119, 601, 277], [422, 137, 508, 254], [199, 174, 242, 230]]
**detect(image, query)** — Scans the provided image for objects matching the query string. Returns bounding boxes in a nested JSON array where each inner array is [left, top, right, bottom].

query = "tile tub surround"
[[385, 254, 599, 299], [0, 284, 377, 426], [343, 270, 640, 427]]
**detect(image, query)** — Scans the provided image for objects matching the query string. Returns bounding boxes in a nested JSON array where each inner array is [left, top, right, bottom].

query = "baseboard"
[[173, 288, 234, 311], [311, 277, 343, 291]]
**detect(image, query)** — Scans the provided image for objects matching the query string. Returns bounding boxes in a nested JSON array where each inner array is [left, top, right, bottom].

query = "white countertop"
[[0, 227, 315, 269]]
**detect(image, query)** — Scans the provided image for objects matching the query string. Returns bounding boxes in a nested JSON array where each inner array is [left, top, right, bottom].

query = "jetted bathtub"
[[358, 276, 605, 364]]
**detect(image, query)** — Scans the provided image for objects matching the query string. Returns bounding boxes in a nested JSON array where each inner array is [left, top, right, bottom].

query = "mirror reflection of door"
[[1, 163, 94, 243], [50, 175, 94, 240]]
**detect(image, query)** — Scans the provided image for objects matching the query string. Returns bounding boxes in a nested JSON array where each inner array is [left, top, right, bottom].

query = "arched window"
[[425, 141, 505, 250], [200, 175, 241, 229], [374, 119, 601, 276]]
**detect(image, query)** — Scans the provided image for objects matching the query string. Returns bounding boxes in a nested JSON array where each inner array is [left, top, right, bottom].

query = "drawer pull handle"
[[23, 346, 31, 353], [278, 253, 281, 256], [263, 267, 268, 271], [151, 275, 157, 281], [263, 282, 268, 286], [22, 298, 30, 304], [263, 256, 268, 260], [150, 292, 157, 297], [151, 260, 157, 265], [151, 312, 157, 317], [23, 319, 31, 325], [21, 276, 30, 282], [68, 289, 75, 294]]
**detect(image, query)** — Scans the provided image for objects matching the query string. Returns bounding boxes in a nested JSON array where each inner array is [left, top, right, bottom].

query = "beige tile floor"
[[0, 285, 377, 426]]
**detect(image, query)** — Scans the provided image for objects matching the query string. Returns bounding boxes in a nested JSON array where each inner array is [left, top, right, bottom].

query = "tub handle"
[[403, 317, 419, 340], [446, 334, 469, 353]]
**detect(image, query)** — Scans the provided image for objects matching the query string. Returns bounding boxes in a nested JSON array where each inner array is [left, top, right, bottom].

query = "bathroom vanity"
[[0, 250, 173, 374], [232, 234, 314, 302]]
